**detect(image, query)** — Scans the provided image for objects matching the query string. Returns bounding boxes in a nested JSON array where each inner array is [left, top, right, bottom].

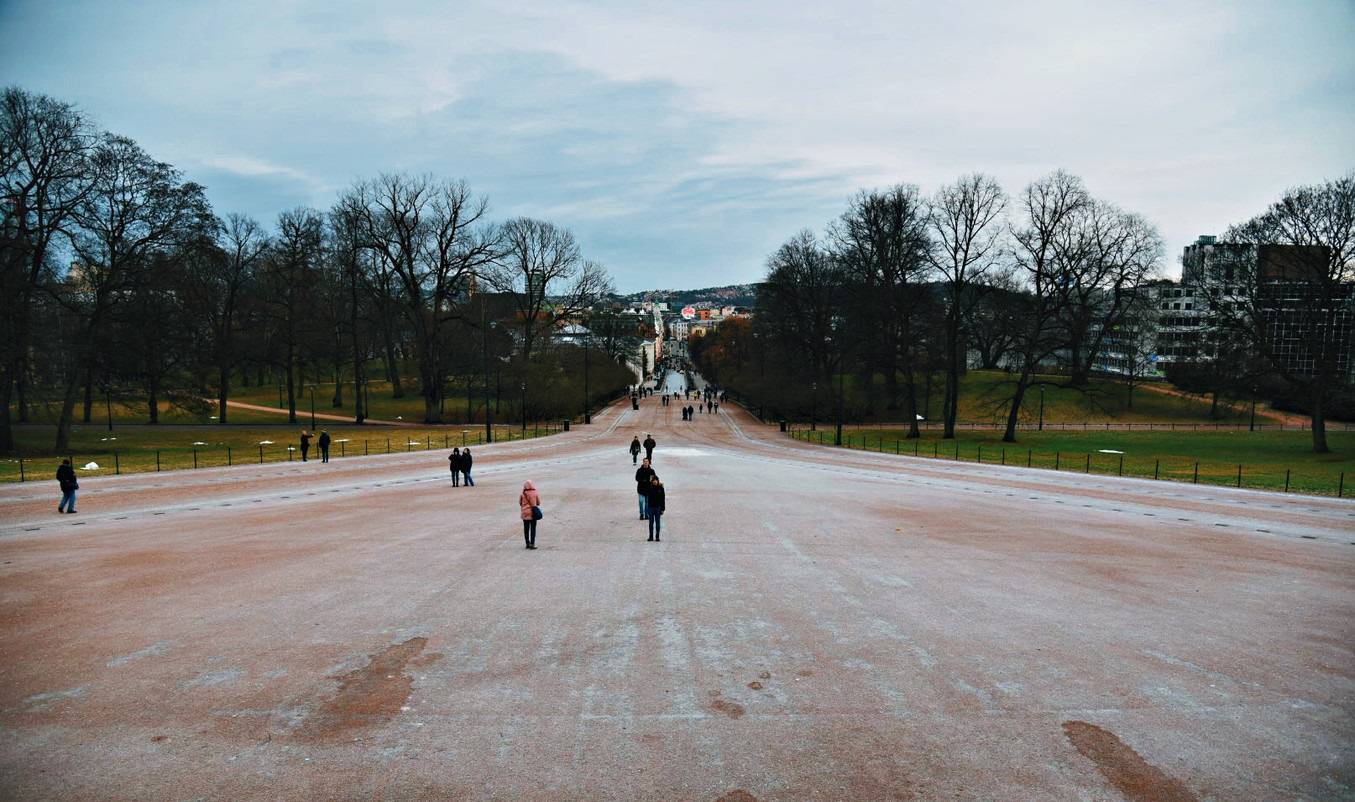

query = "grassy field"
[[789, 427, 1355, 496], [877, 370, 1284, 425], [1, 422, 563, 484]]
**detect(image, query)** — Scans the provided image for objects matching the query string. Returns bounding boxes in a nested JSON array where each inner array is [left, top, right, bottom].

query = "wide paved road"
[[2, 397, 1352, 801]]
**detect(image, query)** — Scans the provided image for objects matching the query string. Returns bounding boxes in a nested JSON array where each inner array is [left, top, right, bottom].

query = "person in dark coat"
[[449, 448, 462, 486], [635, 458, 655, 519], [56, 459, 78, 514], [318, 429, 331, 463], [645, 475, 666, 541], [300, 430, 312, 461], [629, 436, 642, 465], [643, 434, 656, 462], [461, 449, 475, 486]]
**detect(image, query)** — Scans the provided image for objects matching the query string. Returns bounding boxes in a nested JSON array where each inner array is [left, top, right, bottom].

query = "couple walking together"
[[448, 448, 475, 487], [634, 458, 666, 541]]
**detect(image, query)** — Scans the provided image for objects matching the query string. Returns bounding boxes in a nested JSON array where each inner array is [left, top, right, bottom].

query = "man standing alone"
[[318, 429, 331, 463], [56, 459, 78, 514], [635, 458, 655, 519], [643, 433, 656, 462]]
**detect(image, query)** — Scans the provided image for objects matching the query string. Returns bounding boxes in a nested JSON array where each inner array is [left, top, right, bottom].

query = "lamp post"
[[520, 381, 527, 433], [309, 385, 316, 431], [1038, 384, 1045, 432], [104, 382, 113, 432], [583, 326, 592, 424], [811, 380, 817, 431]]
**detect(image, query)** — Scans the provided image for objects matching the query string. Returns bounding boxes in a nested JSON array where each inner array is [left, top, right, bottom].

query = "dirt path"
[[223, 399, 416, 426]]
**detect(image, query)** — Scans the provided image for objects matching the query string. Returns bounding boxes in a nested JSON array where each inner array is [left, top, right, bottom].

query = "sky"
[[2, 0, 1352, 293]]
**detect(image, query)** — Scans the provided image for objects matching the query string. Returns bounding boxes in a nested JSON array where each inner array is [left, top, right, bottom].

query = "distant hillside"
[[619, 283, 760, 308]]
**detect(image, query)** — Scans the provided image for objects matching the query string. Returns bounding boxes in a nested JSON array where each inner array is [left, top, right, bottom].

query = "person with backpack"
[[56, 459, 78, 514], [519, 480, 541, 549], [629, 436, 642, 465], [299, 430, 312, 462], [461, 448, 475, 486], [645, 475, 666, 542], [449, 448, 462, 487], [318, 429, 331, 463], [635, 458, 655, 519]]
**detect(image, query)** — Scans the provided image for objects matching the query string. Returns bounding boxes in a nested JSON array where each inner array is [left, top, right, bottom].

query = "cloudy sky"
[[2, 0, 1351, 292]]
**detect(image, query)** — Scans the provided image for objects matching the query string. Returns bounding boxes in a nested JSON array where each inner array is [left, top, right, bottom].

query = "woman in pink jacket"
[[519, 480, 541, 549]]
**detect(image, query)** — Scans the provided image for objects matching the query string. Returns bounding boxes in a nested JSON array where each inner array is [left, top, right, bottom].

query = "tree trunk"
[[285, 347, 297, 425], [1002, 368, 1033, 443], [82, 368, 94, 423], [0, 371, 14, 452], [55, 359, 85, 453], [1311, 387, 1329, 454], [332, 362, 343, 408], [1209, 392, 1220, 420], [904, 368, 920, 439], [147, 374, 159, 424], [218, 366, 230, 424]]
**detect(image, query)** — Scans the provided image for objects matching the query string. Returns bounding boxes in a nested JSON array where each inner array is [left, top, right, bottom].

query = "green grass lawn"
[[911, 370, 1272, 425], [1, 422, 563, 483], [790, 427, 1355, 497]]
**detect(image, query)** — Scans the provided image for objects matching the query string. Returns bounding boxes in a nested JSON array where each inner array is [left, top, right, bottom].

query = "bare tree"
[[927, 173, 1007, 439], [1001, 171, 1092, 443], [0, 87, 93, 450], [340, 174, 498, 423], [52, 134, 209, 450], [1209, 172, 1355, 453]]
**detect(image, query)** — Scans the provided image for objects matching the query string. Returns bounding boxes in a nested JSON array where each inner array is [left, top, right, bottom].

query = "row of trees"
[[1, 86, 640, 452], [693, 170, 1353, 452]]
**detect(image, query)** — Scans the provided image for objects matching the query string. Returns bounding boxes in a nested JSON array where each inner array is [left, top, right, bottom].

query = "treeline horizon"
[[690, 171, 1354, 453], [1, 86, 649, 453]]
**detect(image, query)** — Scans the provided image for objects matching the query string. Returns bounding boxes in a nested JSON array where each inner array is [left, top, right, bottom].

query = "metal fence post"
[[114, 451, 120, 475], [192, 449, 198, 469], [1027, 449, 1032, 467], [1118, 455, 1123, 476], [1085, 453, 1090, 473], [18, 457, 24, 482], [1055, 452, 1060, 470], [1001, 448, 1006, 466], [258, 445, 263, 464], [1339, 472, 1345, 498], [955, 441, 960, 460], [1154, 459, 1159, 480], [934, 442, 939, 458], [1236, 464, 1242, 487], [1284, 469, 1290, 493], [365, 440, 369, 455], [340, 442, 345, 458], [227, 446, 232, 466], [1193, 462, 1199, 484], [977, 446, 982, 463], [387, 437, 391, 453]]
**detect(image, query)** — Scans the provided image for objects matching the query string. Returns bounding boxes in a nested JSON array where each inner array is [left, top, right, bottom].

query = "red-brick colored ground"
[[2, 397, 1352, 800]]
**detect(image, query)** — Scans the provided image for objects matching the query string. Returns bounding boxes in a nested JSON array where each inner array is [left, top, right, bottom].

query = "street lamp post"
[[1038, 384, 1045, 432], [811, 380, 817, 431], [520, 381, 527, 433], [583, 328, 592, 424], [310, 385, 316, 431], [104, 383, 113, 432]]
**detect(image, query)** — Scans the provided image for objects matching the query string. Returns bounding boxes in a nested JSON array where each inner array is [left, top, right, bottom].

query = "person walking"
[[56, 459, 78, 514], [643, 433, 656, 462], [635, 458, 655, 519], [629, 436, 642, 465], [519, 480, 541, 549], [318, 429, 331, 463], [645, 475, 666, 542], [449, 448, 462, 487], [462, 449, 475, 486], [299, 430, 312, 461]]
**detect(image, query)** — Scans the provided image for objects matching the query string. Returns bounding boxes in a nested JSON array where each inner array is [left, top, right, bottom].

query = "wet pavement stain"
[[715, 791, 759, 802], [298, 637, 428, 740], [709, 693, 746, 719], [747, 681, 763, 690], [1062, 721, 1197, 802]]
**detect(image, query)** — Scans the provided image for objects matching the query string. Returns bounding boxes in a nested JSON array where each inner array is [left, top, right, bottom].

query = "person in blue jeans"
[[56, 459, 78, 513], [634, 458, 655, 519], [645, 475, 665, 541], [461, 449, 475, 486]]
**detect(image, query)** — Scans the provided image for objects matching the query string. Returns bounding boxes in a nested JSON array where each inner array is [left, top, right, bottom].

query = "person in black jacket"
[[318, 429, 331, 463], [56, 459, 78, 514], [300, 430, 312, 461], [449, 448, 462, 486], [635, 458, 655, 519], [629, 436, 642, 465], [645, 475, 665, 541], [461, 448, 475, 486], [643, 434, 656, 462]]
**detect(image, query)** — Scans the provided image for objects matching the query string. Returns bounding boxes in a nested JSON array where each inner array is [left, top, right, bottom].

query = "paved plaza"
[[1, 397, 1352, 800]]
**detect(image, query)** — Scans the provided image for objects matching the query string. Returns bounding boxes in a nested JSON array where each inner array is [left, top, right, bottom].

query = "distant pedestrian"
[[635, 458, 655, 519], [629, 436, 642, 465], [643, 434, 656, 462], [713, 402, 719, 413], [519, 480, 541, 549], [56, 459, 78, 514], [645, 475, 666, 542], [449, 448, 462, 486], [707, 400, 713, 414], [300, 430, 312, 461], [318, 429, 331, 463], [462, 449, 475, 486]]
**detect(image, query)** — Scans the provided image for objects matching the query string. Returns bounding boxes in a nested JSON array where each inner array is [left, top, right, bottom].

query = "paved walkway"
[[1, 396, 1352, 800]]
